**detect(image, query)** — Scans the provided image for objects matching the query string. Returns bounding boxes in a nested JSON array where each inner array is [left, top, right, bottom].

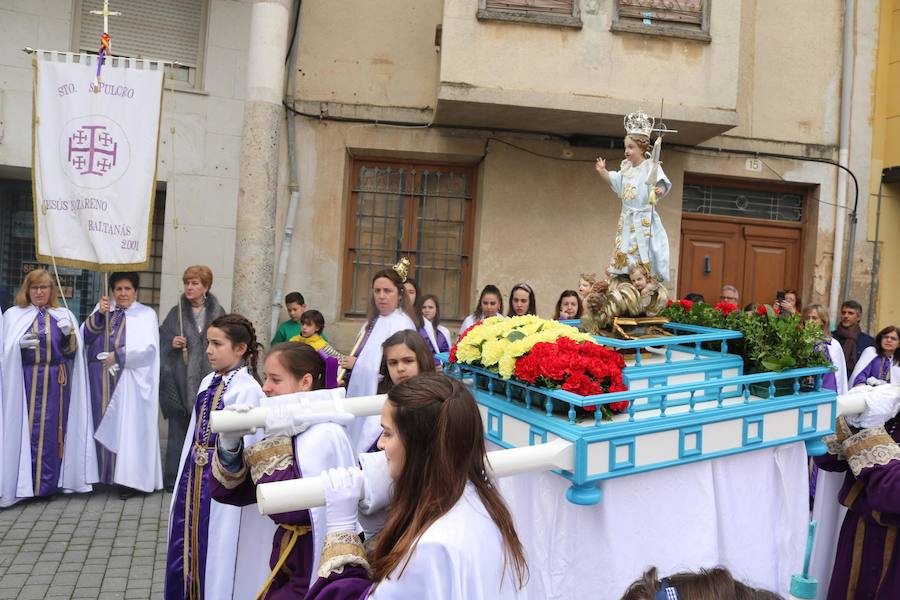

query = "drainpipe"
[[271, 2, 302, 334], [866, 178, 883, 332], [828, 0, 855, 327]]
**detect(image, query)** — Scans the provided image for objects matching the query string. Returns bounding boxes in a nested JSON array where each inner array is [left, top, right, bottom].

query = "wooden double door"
[[678, 214, 802, 307]]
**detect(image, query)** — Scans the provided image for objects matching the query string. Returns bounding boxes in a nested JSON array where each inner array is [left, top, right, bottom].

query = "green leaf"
[[507, 330, 526, 342]]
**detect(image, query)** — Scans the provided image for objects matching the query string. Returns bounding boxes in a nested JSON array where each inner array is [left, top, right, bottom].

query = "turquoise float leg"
[[805, 438, 826, 457], [566, 481, 603, 505]]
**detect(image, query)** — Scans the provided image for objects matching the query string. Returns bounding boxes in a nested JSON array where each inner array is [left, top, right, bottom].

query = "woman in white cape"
[[307, 373, 528, 599], [82, 271, 162, 494], [339, 261, 417, 456], [1, 269, 96, 508]]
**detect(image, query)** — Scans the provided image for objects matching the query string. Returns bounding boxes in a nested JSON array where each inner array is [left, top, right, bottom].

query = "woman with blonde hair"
[[158, 265, 226, 490], [1, 269, 96, 507]]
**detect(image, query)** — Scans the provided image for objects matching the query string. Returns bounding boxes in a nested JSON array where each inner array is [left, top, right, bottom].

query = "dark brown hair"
[[376, 330, 436, 394], [420, 294, 443, 329], [300, 309, 326, 334], [554, 290, 583, 319], [507, 283, 537, 317], [15, 269, 59, 308], [620, 566, 783, 600], [371, 374, 527, 589], [367, 268, 418, 327], [472, 284, 503, 320], [875, 325, 900, 365], [209, 314, 262, 383], [285, 291, 305, 306], [268, 342, 325, 390]]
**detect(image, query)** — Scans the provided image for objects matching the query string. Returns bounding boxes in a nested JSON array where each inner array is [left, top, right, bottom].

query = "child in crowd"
[[271, 292, 307, 345], [210, 342, 357, 599], [420, 294, 452, 352], [165, 314, 267, 600], [554, 290, 583, 320], [376, 330, 437, 395], [289, 309, 345, 362], [459, 285, 504, 335], [402, 276, 440, 354], [620, 566, 781, 600], [508, 283, 538, 317]]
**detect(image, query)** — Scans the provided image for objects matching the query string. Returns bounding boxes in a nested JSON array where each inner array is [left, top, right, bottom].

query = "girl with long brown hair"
[[307, 373, 528, 599]]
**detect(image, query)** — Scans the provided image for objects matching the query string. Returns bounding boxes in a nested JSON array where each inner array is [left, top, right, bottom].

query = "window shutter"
[[79, 0, 203, 67], [617, 0, 703, 27], [484, 0, 575, 16]]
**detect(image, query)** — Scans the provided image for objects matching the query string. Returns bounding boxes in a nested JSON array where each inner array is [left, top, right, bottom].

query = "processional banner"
[[32, 52, 164, 270]]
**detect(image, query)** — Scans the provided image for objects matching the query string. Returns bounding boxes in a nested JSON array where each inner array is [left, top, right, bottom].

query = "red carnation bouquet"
[[514, 337, 629, 418]]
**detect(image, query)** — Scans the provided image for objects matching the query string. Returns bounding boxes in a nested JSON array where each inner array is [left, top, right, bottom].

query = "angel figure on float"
[[594, 109, 672, 284]]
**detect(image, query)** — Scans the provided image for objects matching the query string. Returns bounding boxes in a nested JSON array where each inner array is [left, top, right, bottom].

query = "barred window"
[[682, 182, 804, 223], [612, 0, 710, 42], [76, 0, 207, 89], [478, 0, 581, 28], [343, 161, 476, 322]]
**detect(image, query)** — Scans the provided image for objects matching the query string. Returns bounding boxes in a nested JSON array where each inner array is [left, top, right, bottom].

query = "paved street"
[[0, 488, 171, 599]]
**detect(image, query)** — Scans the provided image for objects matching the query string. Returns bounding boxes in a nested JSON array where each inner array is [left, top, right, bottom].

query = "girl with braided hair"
[[165, 313, 269, 600]]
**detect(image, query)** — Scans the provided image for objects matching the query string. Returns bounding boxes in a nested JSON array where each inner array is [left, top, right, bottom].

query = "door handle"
[[703, 256, 711, 275]]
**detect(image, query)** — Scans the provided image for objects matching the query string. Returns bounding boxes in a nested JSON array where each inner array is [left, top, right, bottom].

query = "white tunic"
[[170, 368, 270, 600], [90, 301, 163, 493], [0, 305, 97, 507], [606, 158, 672, 282], [345, 310, 416, 457], [370, 484, 523, 599]]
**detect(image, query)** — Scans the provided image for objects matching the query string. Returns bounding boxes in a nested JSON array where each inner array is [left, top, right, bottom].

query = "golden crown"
[[392, 257, 410, 282], [624, 110, 654, 138]]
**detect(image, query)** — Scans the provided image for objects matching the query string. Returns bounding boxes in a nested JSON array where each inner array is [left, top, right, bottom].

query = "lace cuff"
[[842, 426, 900, 477], [823, 435, 846, 459], [245, 435, 294, 483], [212, 448, 247, 489], [317, 531, 371, 579]]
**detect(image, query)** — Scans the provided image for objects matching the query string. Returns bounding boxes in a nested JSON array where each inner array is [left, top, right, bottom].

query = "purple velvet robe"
[[209, 449, 315, 599], [305, 567, 373, 599], [21, 309, 77, 497], [435, 329, 451, 354], [165, 375, 226, 600], [853, 355, 896, 387], [82, 309, 126, 483], [814, 424, 900, 599]]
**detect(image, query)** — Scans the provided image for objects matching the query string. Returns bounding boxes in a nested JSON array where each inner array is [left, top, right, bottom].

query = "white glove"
[[866, 377, 887, 387], [19, 333, 39, 350], [107, 364, 120, 378], [57, 318, 71, 336], [217, 403, 255, 451], [264, 405, 354, 439], [321, 467, 364, 535]]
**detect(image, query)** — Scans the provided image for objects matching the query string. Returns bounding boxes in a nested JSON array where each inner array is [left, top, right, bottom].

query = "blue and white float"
[[441, 322, 836, 505]]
